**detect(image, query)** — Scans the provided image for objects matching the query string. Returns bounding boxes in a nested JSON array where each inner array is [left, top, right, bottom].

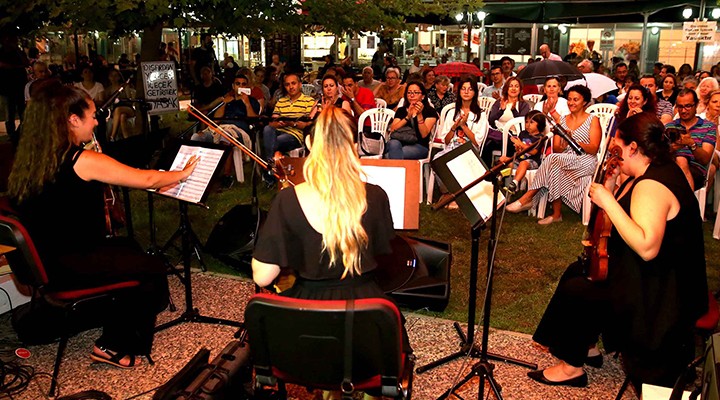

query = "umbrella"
[[434, 62, 484, 78], [565, 73, 618, 98], [516, 60, 583, 85]]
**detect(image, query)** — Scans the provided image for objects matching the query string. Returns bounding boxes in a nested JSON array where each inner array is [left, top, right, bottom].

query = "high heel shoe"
[[527, 369, 588, 388], [585, 354, 603, 368]]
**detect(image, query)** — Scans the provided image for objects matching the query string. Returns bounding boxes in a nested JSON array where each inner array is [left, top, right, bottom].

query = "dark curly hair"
[[616, 113, 672, 165]]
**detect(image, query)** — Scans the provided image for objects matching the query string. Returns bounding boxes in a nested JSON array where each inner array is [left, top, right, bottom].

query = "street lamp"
[[682, 7, 693, 19], [455, 13, 464, 22], [712, 8, 720, 19]]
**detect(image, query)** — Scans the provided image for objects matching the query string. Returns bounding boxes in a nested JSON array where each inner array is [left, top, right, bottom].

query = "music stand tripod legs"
[[156, 201, 243, 332]]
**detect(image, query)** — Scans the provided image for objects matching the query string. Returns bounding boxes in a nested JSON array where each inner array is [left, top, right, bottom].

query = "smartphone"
[[237, 87, 252, 96]]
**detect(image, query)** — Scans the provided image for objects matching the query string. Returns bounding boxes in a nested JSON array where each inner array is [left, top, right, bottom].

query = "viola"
[[581, 145, 623, 281], [88, 134, 125, 237]]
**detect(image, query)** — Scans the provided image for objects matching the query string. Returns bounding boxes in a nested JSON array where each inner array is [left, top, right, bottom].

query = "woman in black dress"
[[528, 113, 708, 392], [8, 80, 199, 368], [252, 106, 396, 301]]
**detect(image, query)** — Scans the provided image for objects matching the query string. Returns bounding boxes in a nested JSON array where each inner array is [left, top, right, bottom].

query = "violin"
[[581, 145, 623, 281], [187, 105, 295, 188]]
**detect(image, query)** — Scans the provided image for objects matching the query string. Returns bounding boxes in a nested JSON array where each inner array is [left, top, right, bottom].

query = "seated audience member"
[[483, 77, 531, 165], [696, 77, 719, 115], [427, 75, 456, 111], [577, 59, 594, 74], [615, 84, 657, 127], [421, 68, 436, 92], [358, 66, 381, 91], [507, 85, 601, 225], [191, 66, 225, 115], [385, 82, 438, 160], [262, 72, 317, 183], [639, 75, 672, 124], [681, 76, 698, 92], [253, 66, 272, 104], [482, 66, 505, 99], [317, 74, 351, 113], [699, 89, 720, 190], [657, 73, 679, 105], [24, 61, 51, 102], [436, 75, 488, 152], [527, 112, 707, 394], [213, 74, 261, 133], [666, 89, 717, 190], [534, 76, 570, 121], [500, 56, 516, 79], [677, 63, 693, 82], [373, 68, 405, 110], [9, 81, 198, 369], [498, 110, 547, 190], [74, 66, 104, 105], [339, 75, 375, 121], [661, 64, 676, 77], [238, 67, 266, 111], [104, 69, 136, 141]]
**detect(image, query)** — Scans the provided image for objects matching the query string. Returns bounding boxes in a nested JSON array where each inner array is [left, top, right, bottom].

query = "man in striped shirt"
[[666, 89, 717, 190], [262, 72, 316, 165]]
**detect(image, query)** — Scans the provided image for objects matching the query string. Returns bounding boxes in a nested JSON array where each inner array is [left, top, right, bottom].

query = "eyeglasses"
[[407, 91, 422, 95], [676, 103, 696, 110], [386, 76, 399, 80]]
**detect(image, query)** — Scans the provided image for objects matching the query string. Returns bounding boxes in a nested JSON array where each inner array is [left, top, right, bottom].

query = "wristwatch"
[[689, 142, 697, 151], [293, 122, 298, 128], [349, 98, 355, 103]]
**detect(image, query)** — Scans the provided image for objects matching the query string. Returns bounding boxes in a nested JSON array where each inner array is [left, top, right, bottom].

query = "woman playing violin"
[[527, 113, 708, 393], [8, 81, 199, 369]]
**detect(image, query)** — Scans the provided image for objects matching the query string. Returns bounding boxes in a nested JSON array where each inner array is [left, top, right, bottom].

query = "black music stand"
[[151, 140, 242, 331], [417, 141, 538, 400]]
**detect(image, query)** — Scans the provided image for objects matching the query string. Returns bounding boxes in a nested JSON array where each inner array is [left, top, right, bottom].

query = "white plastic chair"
[[425, 104, 455, 204], [357, 108, 395, 159], [375, 98, 387, 109], [477, 96, 496, 115], [522, 94, 542, 106], [477, 82, 488, 92]]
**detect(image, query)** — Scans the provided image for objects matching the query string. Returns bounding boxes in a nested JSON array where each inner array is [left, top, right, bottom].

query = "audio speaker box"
[[377, 236, 451, 312], [204, 205, 266, 273]]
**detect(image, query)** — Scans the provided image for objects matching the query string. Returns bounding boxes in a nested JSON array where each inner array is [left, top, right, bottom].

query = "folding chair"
[[245, 293, 413, 399]]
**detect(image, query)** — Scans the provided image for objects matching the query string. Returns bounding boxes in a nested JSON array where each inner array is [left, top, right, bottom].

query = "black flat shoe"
[[585, 354, 603, 368], [527, 369, 588, 388]]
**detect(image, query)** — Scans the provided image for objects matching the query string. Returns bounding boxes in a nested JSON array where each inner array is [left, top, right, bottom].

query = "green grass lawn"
[[126, 171, 720, 336]]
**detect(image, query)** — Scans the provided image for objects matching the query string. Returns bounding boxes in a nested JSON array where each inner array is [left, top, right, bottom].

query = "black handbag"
[[390, 122, 418, 145]]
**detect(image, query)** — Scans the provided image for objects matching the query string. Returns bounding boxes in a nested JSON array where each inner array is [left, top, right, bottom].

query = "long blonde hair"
[[303, 106, 368, 278]]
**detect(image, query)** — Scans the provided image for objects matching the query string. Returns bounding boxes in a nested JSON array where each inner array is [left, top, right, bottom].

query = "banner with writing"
[[683, 21, 717, 42], [141, 61, 179, 115]]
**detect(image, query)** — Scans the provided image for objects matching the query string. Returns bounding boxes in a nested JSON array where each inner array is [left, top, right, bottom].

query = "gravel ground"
[[3, 272, 636, 400]]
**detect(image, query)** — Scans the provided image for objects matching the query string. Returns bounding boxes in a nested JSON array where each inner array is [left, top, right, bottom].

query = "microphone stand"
[[418, 138, 547, 400], [544, 114, 585, 155]]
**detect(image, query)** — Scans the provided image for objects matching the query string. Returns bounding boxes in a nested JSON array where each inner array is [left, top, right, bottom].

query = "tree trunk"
[[137, 23, 164, 134]]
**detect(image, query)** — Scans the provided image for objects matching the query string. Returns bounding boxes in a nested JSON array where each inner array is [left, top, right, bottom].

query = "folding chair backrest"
[[0, 216, 48, 289], [245, 293, 405, 392]]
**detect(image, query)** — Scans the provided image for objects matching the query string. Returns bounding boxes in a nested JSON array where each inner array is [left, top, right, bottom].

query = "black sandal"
[[90, 347, 138, 369]]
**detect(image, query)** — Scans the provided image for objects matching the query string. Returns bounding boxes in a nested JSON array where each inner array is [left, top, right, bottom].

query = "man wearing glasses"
[[482, 66, 505, 99], [666, 88, 717, 190]]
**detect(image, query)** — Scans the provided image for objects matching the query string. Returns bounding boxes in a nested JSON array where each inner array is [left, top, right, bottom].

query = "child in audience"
[[499, 110, 546, 189]]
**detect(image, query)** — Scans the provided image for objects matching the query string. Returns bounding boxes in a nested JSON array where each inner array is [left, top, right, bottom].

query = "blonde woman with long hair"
[[252, 106, 398, 301]]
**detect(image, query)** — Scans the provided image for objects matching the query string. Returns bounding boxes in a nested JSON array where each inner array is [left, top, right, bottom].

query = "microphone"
[[545, 115, 584, 155]]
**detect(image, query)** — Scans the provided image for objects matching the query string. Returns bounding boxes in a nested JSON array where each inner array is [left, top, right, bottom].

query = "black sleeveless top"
[[15, 147, 106, 259], [605, 162, 707, 353]]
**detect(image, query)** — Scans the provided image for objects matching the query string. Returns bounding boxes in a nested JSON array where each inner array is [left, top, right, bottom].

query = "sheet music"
[[361, 165, 406, 230], [156, 145, 224, 203], [446, 150, 505, 221]]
